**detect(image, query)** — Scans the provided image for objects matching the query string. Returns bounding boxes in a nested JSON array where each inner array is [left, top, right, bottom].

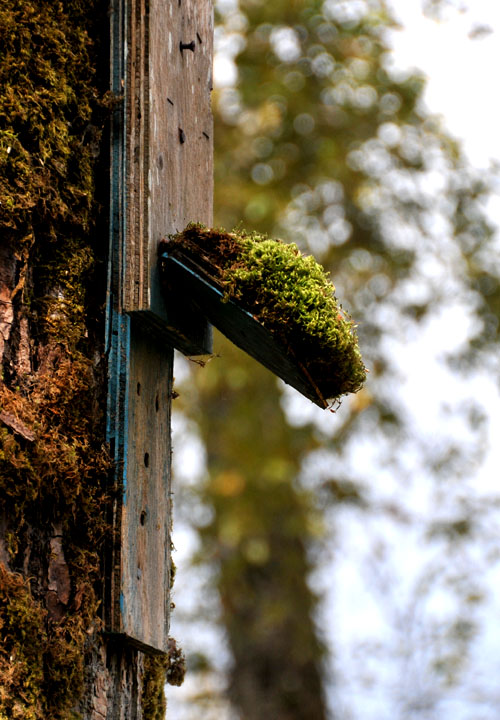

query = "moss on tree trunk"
[[0, 2, 190, 716], [0, 1, 115, 716]]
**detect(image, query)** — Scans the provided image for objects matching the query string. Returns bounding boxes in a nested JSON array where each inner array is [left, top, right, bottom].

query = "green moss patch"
[[142, 638, 186, 719], [0, 565, 46, 720], [0, 0, 107, 246], [0, 355, 111, 719], [166, 224, 366, 404], [0, 0, 111, 717]]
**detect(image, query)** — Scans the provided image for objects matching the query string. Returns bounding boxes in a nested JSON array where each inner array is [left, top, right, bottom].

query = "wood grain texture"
[[123, 0, 214, 318], [124, 0, 149, 312], [121, 321, 173, 651], [107, 0, 213, 653]]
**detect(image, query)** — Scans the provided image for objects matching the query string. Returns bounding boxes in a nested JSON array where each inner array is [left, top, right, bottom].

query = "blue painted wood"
[[105, 309, 174, 654], [106, 0, 214, 654], [160, 253, 328, 408]]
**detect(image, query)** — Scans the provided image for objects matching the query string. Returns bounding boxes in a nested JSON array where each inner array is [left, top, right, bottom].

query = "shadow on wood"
[[160, 251, 333, 408]]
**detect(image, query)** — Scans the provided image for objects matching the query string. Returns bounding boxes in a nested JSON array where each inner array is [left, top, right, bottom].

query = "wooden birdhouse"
[[106, 0, 213, 654], [106, 0, 365, 657]]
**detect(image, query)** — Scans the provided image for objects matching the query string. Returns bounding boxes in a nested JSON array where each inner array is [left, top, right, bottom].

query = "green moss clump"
[[167, 224, 366, 403], [142, 638, 186, 719], [0, 565, 46, 720], [0, 560, 102, 720], [0, 0, 106, 246], [0, 356, 111, 719], [165, 637, 187, 688], [0, 0, 111, 717]]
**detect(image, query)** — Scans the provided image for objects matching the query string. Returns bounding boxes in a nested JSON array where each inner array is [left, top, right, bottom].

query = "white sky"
[[387, 0, 500, 486], [332, 5, 500, 717], [388, 1, 500, 167]]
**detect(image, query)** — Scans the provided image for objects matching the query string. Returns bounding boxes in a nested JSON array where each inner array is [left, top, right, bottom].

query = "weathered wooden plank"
[[120, 320, 173, 651], [107, 0, 214, 653], [122, 0, 214, 353], [160, 254, 329, 407], [149, 0, 213, 249], [124, 0, 149, 312]]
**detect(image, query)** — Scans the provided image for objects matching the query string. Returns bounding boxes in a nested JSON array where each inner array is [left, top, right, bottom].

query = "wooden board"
[[161, 253, 328, 408], [107, 0, 213, 653], [121, 0, 213, 354]]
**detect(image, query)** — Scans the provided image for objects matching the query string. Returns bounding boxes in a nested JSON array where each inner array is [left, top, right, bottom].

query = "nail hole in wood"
[[179, 128, 186, 144], [144, 452, 149, 468], [155, 394, 159, 412], [140, 511, 147, 526], [137, 382, 141, 395], [179, 40, 195, 53]]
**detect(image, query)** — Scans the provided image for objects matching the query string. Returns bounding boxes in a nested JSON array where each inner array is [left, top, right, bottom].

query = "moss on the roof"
[[168, 224, 367, 404]]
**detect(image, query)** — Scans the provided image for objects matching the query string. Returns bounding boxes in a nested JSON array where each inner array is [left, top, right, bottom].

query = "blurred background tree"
[[168, 1, 500, 718]]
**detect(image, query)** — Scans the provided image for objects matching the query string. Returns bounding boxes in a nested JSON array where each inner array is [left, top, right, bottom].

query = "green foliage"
[[212, 0, 496, 356], [214, 0, 427, 238]]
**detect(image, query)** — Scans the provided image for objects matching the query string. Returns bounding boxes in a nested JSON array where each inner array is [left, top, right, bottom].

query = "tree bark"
[[0, 1, 171, 716]]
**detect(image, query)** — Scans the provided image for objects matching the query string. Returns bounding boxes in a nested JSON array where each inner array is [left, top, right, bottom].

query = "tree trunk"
[[0, 1, 176, 716], [195, 339, 329, 720]]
